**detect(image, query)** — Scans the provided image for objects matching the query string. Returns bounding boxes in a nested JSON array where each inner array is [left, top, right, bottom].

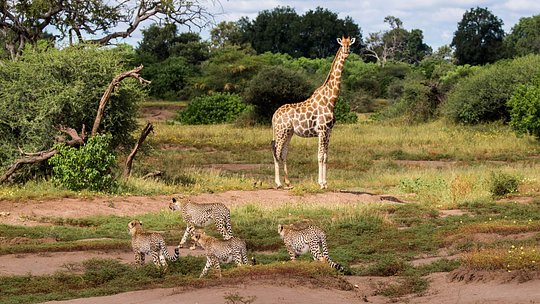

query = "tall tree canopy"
[[0, 0, 215, 59], [364, 16, 431, 66], [504, 14, 540, 57], [451, 7, 505, 65], [240, 6, 362, 58]]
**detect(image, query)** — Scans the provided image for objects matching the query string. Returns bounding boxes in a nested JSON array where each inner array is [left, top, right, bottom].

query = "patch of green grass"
[[0, 259, 349, 304], [462, 245, 540, 272]]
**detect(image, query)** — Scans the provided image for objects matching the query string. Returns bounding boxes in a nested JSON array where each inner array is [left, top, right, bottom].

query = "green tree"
[[364, 16, 430, 66], [0, 0, 215, 59], [504, 15, 540, 57], [240, 6, 361, 58], [443, 55, 540, 124], [192, 46, 267, 94], [451, 7, 505, 65], [243, 65, 315, 122], [508, 74, 540, 138], [248, 6, 301, 55], [297, 7, 362, 58], [210, 21, 246, 48], [0, 45, 145, 173]]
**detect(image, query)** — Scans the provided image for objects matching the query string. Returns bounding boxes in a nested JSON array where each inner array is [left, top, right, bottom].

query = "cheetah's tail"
[[328, 260, 344, 272]]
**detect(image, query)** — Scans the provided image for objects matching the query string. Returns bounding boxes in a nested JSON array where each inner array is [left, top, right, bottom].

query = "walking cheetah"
[[278, 222, 344, 271], [169, 197, 233, 249], [191, 230, 248, 278], [128, 219, 179, 270]]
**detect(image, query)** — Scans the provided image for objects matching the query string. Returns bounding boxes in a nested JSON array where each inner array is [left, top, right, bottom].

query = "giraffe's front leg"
[[317, 131, 331, 189], [272, 140, 283, 189]]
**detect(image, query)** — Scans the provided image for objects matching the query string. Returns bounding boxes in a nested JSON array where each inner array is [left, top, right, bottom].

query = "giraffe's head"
[[337, 36, 356, 58]]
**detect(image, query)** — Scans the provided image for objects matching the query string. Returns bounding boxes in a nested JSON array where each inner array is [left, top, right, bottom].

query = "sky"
[[200, 0, 540, 50]]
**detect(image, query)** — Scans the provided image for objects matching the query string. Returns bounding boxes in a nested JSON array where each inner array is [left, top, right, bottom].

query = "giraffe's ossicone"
[[271, 36, 356, 189]]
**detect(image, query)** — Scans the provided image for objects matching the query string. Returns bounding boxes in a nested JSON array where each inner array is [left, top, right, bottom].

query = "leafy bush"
[[177, 93, 248, 124], [0, 44, 145, 176], [142, 56, 195, 100], [508, 75, 540, 139], [334, 98, 358, 124], [443, 54, 540, 124], [488, 171, 520, 197], [48, 135, 118, 192], [243, 65, 315, 122]]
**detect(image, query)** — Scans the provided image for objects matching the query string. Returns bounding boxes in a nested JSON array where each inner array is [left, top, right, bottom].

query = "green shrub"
[[0, 44, 145, 177], [177, 93, 248, 124], [508, 75, 540, 139], [334, 98, 358, 124], [488, 171, 520, 197], [48, 135, 118, 192], [243, 65, 315, 123], [142, 56, 195, 100], [443, 54, 540, 124]]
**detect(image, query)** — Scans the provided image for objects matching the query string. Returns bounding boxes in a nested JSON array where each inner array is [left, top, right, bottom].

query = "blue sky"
[[123, 0, 540, 50]]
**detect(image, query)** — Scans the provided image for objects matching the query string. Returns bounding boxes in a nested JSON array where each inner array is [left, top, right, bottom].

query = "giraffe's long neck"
[[320, 47, 346, 104]]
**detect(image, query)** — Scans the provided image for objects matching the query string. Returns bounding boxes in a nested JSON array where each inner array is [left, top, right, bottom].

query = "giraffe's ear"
[[337, 37, 343, 46], [350, 37, 356, 45]]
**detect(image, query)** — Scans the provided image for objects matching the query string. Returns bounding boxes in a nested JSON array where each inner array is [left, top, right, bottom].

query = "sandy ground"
[[1, 190, 540, 303]]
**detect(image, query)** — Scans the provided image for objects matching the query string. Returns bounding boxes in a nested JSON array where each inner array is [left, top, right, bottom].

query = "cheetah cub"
[[191, 230, 248, 278], [169, 197, 233, 250], [128, 219, 179, 270], [278, 222, 344, 272]]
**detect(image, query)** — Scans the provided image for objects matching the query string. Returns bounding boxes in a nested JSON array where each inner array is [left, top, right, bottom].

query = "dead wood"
[[0, 126, 86, 183], [142, 171, 163, 179], [91, 65, 150, 136], [123, 122, 154, 178]]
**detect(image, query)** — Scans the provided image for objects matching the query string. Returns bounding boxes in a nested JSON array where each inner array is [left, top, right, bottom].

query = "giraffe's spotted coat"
[[271, 36, 356, 189]]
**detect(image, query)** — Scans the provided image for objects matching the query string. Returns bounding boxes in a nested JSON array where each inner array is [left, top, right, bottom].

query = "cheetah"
[[169, 197, 233, 249], [278, 222, 344, 272], [128, 219, 179, 270], [191, 230, 248, 278]]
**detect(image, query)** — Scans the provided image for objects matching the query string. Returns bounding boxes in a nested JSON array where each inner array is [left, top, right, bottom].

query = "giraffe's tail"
[[271, 140, 279, 161]]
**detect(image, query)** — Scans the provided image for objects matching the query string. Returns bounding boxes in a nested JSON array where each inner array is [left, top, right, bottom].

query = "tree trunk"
[[123, 123, 154, 178]]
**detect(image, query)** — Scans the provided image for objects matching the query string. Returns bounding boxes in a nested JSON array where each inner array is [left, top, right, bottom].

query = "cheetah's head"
[[277, 224, 286, 238], [169, 198, 180, 211], [128, 219, 142, 235]]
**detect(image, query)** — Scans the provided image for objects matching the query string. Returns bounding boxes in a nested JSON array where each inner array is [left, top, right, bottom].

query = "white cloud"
[[113, 0, 536, 50]]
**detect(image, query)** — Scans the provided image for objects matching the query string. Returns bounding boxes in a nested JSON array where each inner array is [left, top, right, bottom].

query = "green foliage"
[[504, 14, 540, 57], [443, 55, 540, 124], [451, 7, 505, 65], [142, 56, 195, 100], [508, 75, 540, 138], [192, 46, 266, 94], [488, 171, 520, 197], [0, 45, 145, 175], [334, 98, 358, 124], [177, 93, 248, 125], [380, 72, 436, 122], [243, 6, 362, 58], [48, 135, 118, 192], [82, 258, 131, 286], [243, 65, 315, 122]]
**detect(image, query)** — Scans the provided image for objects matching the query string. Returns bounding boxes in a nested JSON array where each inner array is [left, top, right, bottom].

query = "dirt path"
[[0, 189, 401, 226], [2, 189, 540, 303]]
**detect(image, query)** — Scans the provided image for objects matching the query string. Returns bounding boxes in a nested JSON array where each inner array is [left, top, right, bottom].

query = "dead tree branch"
[[123, 122, 154, 178], [91, 65, 150, 136], [0, 126, 86, 183]]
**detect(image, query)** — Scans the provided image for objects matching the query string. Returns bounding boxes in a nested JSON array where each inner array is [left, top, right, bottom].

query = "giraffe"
[[271, 36, 356, 190]]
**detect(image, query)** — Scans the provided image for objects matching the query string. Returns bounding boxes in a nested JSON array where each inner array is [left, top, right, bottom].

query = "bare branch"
[[123, 122, 154, 178], [91, 65, 150, 136]]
